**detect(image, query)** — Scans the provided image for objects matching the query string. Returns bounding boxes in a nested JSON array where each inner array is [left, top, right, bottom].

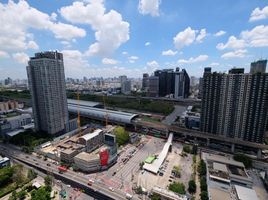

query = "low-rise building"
[[129, 132, 139, 144], [74, 152, 100, 172], [78, 129, 104, 153], [0, 156, 10, 168], [60, 149, 79, 164], [0, 114, 32, 134]]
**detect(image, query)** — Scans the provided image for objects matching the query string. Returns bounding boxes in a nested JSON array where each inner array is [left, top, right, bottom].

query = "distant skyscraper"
[[119, 75, 127, 86], [200, 66, 268, 143], [250, 59, 267, 74], [174, 68, 190, 99], [142, 73, 149, 91], [148, 76, 159, 97], [121, 80, 131, 94], [27, 51, 69, 135]]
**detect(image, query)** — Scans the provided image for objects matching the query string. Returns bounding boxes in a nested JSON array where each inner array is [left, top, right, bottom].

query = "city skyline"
[[0, 0, 268, 79]]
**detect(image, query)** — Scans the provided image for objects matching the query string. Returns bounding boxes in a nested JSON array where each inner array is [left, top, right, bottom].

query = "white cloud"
[[221, 49, 247, 59], [0, 51, 9, 58], [12, 52, 29, 64], [217, 25, 268, 50], [249, 6, 268, 22], [216, 36, 246, 50], [128, 56, 139, 63], [0, 0, 85, 53], [162, 49, 177, 56], [145, 42, 151, 46], [173, 27, 196, 49], [214, 30, 226, 37], [60, 1, 129, 57], [196, 29, 207, 43], [241, 25, 268, 47], [146, 60, 159, 72], [102, 58, 119, 65], [138, 0, 161, 17], [27, 41, 39, 49], [178, 55, 208, 64], [210, 62, 220, 66], [122, 51, 128, 55]]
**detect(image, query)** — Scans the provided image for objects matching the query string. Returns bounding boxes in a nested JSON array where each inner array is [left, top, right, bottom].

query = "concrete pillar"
[[231, 144, 235, 153], [257, 149, 262, 159], [207, 138, 210, 146]]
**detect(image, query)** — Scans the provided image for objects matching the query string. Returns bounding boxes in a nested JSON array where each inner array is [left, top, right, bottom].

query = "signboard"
[[99, 148, 109, 166]]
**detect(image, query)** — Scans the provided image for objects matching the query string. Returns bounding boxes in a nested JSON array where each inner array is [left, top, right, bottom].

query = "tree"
[[168, 182, 186, 195], [183, 145, 191, 153], [198, 160, 207, 176], [188, 180, 196, 194], [44, 176, 52, 187], [172, 166, 181, 177], [31, 187, 51, 200], [191, 145, 198, 155], [0, 166, 14, 187], [200, 177, 207, 192], [8, 191, 17, 200], [139, 162, 144, 170], [233, 154, 252, 169], [136, 186, 143, 194], [17, 190, 27, 200], [150, 193, 161, 200], [27, 169, 37, 180], [114, 126, 130, 146], [200, 191, 209, 200]]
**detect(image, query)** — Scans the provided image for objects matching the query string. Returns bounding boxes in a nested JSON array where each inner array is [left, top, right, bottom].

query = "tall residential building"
[[174, 68, 190, 99], [250, 59, 267, 74], [148, 76, 159, 97], [142, 73, 149, 91], [200, 65, 268, 143], [27, 51, 69, 135], [154, 69, 175, 97], [119, 75, 127, 86]]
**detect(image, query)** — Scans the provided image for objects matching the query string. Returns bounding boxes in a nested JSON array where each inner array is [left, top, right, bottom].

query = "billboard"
[[99, 148, 109, 166]]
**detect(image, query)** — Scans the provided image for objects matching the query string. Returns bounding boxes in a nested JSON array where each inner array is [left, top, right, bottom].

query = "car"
[[47, 163, 51, 166], [67, 185, 71, 188], [35, 163, 39, 165], [112, 171, 116, 176], [159, 172, 164, 176], [109, 187, 115, 192]]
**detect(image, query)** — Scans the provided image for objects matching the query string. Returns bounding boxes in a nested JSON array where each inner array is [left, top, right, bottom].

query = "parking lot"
[[138, 142, 193, 191]]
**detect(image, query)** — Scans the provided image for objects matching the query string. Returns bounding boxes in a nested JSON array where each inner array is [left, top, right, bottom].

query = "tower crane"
[[103, 95, 108, 127]]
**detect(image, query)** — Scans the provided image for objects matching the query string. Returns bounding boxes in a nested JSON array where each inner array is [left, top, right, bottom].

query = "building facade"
[[142, 73, 149, 91], [121, 80, 131, 94], [148, 76, 159, 97], [27, 51, 69, 135], [250, 59, 267, 74], [174, 68, 190, 99], [201, 65, 268, 143]]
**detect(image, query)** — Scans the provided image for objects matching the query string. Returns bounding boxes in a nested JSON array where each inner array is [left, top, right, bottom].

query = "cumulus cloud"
[[217, 25, 268, 50], [138, 0, 161, 17], [0, 0, 86, 52], [214, 30, 226, 37], [196, 29, 207, 43], [145, 42, 151, 46], [162, 49, 177, 56], [249, 6, 268, 22], [216, 36, 246, 50], [0, 51, 9, 58], [122, 51, 128, 55], [178, 55, 208, 64], [60, 1, 129, 57], [221, 49, 247, 59], [210, 62, 220, 66], [128, 56, 139, 63], [12, 52, 29, 64], [102, 58, 119, 65], [173, 27, 207, 49]]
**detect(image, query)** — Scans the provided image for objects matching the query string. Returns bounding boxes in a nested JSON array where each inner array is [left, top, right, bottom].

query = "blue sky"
[[0, 0, 268, 79]]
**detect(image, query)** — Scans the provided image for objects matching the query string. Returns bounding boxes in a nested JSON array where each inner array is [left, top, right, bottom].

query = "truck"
[[58, 166, 67, 173]]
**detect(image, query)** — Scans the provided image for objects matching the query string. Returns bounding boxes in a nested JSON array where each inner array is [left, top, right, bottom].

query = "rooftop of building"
[[67, 99, 101, 108], [75, 151, 99, 161], [80, 129, 103, 141], [234, 185, 259, 200]]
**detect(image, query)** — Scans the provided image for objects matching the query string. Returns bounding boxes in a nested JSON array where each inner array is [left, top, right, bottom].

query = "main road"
[[0, 143, 138, 200]]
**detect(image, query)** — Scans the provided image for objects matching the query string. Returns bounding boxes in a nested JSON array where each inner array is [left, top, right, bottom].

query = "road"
[[0, 143, 138, 200], [162, 105, 187, 125]]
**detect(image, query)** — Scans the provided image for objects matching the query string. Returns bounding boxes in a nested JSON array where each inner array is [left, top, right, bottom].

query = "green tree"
[[139, 162, 144, 170], [8, 191, 17, 200], [183, 145, 191, 153], [17, 190, 27, 200], [233, 154, 252, 169], [31, 187, 51, 200], [44, 176, 52, 187], [0, 166, 14, 187], [200, 177, 207, 192], [114, 126, 130, 146], [27, 169, 37, 180], [191, 145, 198, 155], [198, 160, 207, 176], [168, 182, 186, 195], [136, 186, 143, 194], [200, 191, 209, 200], [188, 180, 196, 194], [150, 193, 161, 200]]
